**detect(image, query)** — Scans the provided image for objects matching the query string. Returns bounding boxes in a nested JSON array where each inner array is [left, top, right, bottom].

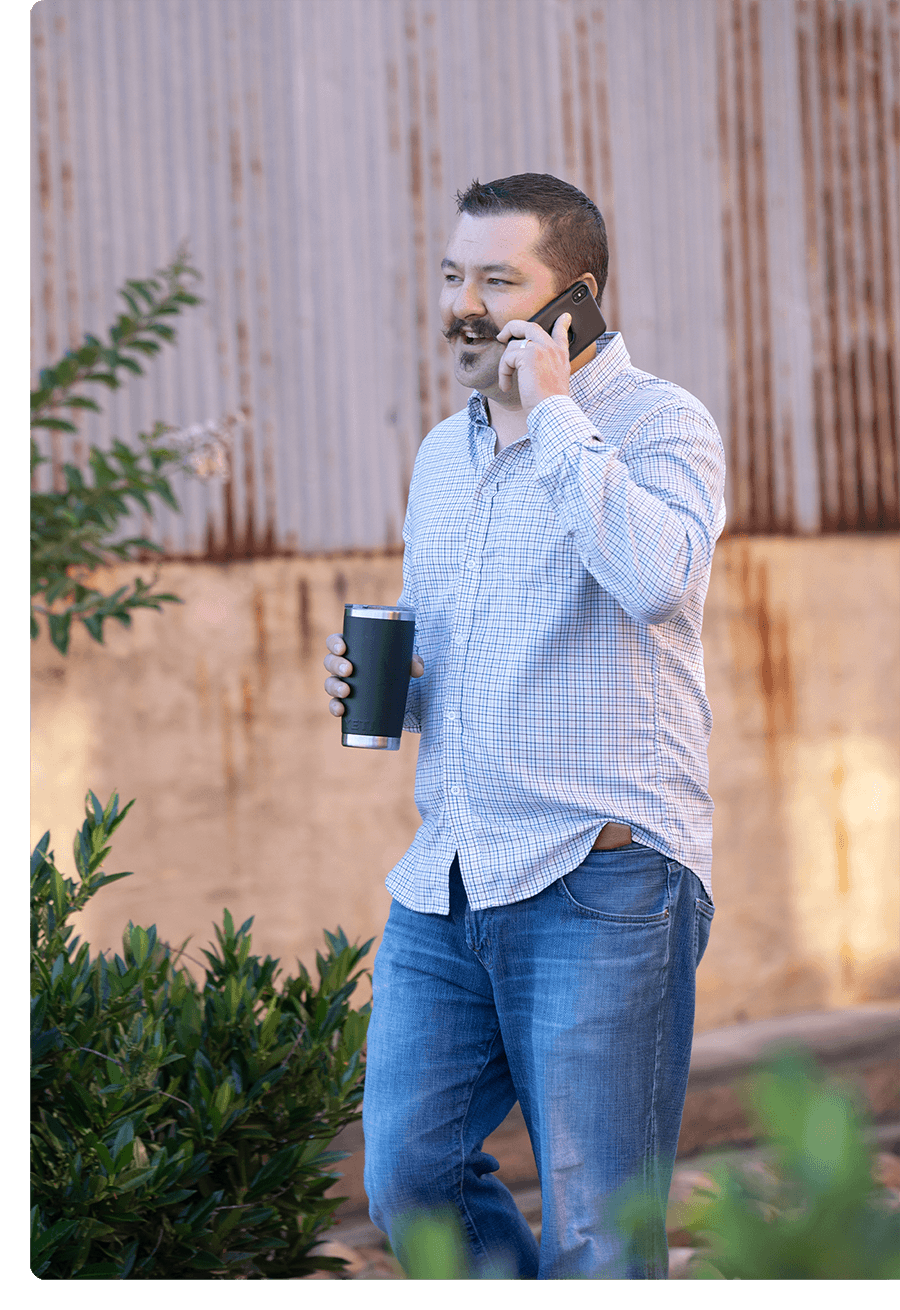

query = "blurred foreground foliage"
[[30, 793, 371, 1279], [395, 1052, 900, 1279]]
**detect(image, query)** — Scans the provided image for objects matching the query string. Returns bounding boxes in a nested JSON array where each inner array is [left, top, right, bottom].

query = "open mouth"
[[460, 331, 494, 345]]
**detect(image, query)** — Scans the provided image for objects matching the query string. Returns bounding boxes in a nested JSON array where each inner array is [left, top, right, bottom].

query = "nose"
[[452, 278, 485, 320]]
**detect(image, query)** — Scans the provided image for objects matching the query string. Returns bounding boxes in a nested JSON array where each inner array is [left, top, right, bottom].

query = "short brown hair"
[[455, 173, 609, 304]]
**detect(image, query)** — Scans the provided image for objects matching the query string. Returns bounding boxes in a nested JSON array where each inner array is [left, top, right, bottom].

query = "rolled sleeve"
[[528, 393, 726, 625]]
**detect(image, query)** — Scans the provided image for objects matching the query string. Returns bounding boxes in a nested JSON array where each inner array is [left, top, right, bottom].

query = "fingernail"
[[340, 662, 350, 674]]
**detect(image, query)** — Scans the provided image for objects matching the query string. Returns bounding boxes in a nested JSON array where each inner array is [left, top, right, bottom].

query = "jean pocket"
[[694, 887, 715, 963], [557, 844, 671, 922]]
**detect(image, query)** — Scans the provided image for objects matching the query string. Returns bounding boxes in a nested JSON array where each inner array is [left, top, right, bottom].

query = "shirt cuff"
[[527, 394, 605, 474]]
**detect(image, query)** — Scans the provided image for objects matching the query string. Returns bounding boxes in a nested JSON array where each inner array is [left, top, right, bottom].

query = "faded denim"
[[363, 843, 714, 1279]]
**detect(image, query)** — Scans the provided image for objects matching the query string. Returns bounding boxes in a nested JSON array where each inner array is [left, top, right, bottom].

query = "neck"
[[484, 397, 529, 451]]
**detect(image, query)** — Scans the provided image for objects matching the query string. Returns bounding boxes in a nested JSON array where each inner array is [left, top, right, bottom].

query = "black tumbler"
[[341, 604, 416, 750]]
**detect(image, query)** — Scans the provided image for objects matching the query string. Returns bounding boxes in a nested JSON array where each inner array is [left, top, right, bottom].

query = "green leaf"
[[129, 924, 150, 967], [47, 612, 72, 655], [124, 279, 154, 306], [110, 1120, 135, 1168], [119, 289, 142, 317], [116, 356, 144, 375], [30, 416, 79, 432], [63, 396, 102, 412], [82, 614, 105, 642]]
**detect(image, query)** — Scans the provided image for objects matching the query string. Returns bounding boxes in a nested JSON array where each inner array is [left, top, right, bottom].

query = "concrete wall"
[[31, 537, 899, 1030]]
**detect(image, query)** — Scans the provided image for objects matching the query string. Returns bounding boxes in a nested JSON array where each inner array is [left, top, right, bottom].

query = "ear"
[[579, 272, 599, 300]]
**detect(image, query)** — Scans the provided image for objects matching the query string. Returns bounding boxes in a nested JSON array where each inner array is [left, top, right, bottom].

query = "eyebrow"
[[440, 258, 525, 277]]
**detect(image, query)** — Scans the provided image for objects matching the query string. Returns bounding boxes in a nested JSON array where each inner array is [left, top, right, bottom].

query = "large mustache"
[[443, 316, 499, 343]]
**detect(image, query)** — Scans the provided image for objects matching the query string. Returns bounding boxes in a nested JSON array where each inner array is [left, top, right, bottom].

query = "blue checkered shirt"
[[387, 332, 726, 913]]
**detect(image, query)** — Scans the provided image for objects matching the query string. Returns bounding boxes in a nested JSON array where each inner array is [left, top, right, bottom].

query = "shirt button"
[[450, 786, 462, 796], [466, 558, 478, 569], [445, 711, 458, 721]]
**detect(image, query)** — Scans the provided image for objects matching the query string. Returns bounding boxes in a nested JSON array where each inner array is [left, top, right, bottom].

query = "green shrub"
[[31, 792, 372, 1279], [31, 251, 201, 654]]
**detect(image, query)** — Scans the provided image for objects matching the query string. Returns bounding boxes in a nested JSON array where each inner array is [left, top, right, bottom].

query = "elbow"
[[627, 534, 706, 624], [628, 591, 692, 626]]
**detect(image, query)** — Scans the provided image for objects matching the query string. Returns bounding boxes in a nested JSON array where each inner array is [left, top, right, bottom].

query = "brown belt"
[[592, 822, 632, 851]]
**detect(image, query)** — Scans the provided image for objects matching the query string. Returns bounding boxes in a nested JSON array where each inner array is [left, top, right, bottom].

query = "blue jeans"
[[362, 844, 714, 1279]]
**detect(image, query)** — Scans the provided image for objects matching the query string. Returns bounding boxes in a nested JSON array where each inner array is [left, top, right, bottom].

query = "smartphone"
[[528, 280, 607, 361]]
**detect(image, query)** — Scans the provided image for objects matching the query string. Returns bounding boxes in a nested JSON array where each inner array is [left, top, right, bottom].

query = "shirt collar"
[[467, 331, 631, 440]]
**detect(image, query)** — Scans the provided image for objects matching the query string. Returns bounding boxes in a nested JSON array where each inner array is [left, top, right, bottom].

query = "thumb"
[[553, 312, 572, 347]]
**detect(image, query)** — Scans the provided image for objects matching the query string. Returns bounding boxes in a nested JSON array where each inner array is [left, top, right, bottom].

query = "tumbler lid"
[[343, 604, 415, 621]]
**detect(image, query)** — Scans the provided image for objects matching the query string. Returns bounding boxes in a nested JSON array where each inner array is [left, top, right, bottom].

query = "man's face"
[[440, 211, 561, 402]]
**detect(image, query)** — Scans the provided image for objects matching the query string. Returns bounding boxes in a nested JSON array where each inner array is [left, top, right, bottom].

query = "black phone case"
[[528, 281, 607, 360]]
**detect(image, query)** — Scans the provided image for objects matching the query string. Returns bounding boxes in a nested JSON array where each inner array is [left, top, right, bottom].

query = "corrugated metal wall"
[[31, 0, 900, 553]]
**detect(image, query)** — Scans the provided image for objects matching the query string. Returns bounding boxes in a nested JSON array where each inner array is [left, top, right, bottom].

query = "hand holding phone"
[[496, 280, 607, 412], [528, 281, 607, 361]]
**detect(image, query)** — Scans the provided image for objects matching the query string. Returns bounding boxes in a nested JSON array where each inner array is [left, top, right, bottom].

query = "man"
[[324, 173, 726, 1279]]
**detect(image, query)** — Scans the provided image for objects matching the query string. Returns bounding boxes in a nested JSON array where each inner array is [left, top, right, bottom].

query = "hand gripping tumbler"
[[340, 604, 416, 750]]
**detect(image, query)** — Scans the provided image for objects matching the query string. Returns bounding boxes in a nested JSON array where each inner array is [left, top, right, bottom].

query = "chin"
[[456, 361, 498, 393]]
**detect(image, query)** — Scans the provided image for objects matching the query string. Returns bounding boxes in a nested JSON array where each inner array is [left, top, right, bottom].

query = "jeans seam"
[[642, 862, 675, 1276], [454, 1023, 506, 1261]]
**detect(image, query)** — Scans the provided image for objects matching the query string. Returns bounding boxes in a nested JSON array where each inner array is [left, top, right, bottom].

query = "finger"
[[326, 633, 346, 655], [495, 318, 531, 345], [498, 341, 519, 393], [324, 652, 353, 676], [324, 675, 350, 698], [329, 697, 346, 717], [552, 312, 572, 349], [411, 654, 425, 677]]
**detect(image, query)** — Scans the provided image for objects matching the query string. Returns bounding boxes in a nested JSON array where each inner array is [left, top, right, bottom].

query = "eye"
[[443, 272, 461, 283], [487, 278, 510, 286]]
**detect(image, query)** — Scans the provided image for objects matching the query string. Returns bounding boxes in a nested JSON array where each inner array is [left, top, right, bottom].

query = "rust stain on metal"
[[230, 127, 243, 203], [252, 587, 269, 691], [796, 4, 833, 526], [590, 4, 619, 329], [738, 544, 796, 745], [297, 577, 312, 659], [386, 59, 401, 155], [32, 9, 65, 489], [830, 747, 853, 990], [404, 9, 433, 437], [720, 0, 779, 531], [558, 26, 577, 177], [241, 672, 254, 733], [219, 684, 238, 799], [195, 655, 211, 724], [422, 7, 442, 196], [870, 2, 900, 524], [235, 318, 257, 555], [851, 5, 880, 527], [747, 1, 778, 529], [717, 1, 741, 529], [240, 673, 257, 793], [732, 0, 757, 527], [796, 0, 900, 531]]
